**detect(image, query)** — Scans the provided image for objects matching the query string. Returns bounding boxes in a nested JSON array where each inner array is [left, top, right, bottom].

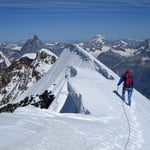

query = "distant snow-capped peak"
[[79, 34, 106, 52], [0, 43, 22, 51], [112, 40, 129, 50], [138, 39, 150, 50], [91, 34, 105, 42], [20, 35, 45, 55]]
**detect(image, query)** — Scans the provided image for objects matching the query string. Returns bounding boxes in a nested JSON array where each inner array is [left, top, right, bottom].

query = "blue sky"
[[0, 0, 150, 42]]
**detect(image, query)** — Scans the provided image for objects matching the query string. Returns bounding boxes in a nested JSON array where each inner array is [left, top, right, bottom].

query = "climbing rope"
[[121, 100, 131, 150]]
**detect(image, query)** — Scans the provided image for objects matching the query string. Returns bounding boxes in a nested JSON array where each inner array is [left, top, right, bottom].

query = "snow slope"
[[14, 44, 114, 103], [0, 44, 150, 150], [0, 51, 10, 66]]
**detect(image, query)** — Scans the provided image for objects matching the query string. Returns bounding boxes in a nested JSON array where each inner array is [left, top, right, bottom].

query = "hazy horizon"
[[0, 34, 148, 44]]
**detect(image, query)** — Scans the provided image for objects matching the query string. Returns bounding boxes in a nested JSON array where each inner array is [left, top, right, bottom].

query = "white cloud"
[[0, 0, 149, 9], [0, 0, 150, 16]]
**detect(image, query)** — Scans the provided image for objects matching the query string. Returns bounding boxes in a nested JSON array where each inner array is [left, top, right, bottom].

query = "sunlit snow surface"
[[0, 44, 150, 150]]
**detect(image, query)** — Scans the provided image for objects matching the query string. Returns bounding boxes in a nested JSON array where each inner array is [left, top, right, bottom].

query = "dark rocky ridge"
[[0, 90, 55, 113], [0, 50, 57, 106], [20, 35, 46, 55]]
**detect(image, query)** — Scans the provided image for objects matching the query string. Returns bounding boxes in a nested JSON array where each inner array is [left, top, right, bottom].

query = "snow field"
[[0, 106, 128, 150], [0, 44, 150, 150]]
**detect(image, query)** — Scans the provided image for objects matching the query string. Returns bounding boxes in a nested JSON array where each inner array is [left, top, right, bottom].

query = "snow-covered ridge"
[[72, 45, 114, 80], [39, 48, 57, 58], [14, 44, 114, 103], [22, 53, 36, 59], [0, 49, 57, 105], [20, 48, 57, 62], [0, 42, 150, 149], [0, 51, 10, 66]]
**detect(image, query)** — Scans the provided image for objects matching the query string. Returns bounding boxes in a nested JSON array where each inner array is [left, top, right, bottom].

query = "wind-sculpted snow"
[[70, 44, 114, 80], [60, 81, 90, 114], [66, 66, 77, 78]]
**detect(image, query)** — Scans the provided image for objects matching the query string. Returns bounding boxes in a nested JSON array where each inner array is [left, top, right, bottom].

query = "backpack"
[[124, 72, 132, 87]]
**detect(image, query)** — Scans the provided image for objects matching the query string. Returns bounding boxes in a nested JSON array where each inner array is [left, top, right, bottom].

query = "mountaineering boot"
[[127, 103, 131, 106]]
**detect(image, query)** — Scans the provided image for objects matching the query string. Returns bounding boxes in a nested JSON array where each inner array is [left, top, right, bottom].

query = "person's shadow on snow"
[[113, 90, 130, 106], [113, 90, 124, 101]]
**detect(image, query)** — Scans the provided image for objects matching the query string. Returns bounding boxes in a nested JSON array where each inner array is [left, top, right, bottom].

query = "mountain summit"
[[20, 35, 45, 55], [79, 34, 106, 52]]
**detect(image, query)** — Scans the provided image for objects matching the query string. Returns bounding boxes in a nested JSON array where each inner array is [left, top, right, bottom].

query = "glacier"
[[0, 44, 150, 150]]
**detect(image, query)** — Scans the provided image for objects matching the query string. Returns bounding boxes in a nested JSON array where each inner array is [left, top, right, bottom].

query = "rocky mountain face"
[[20, 35, 46, 55], [0, 49, 57, 106], [0, 35, 46, 63], [0, 90, 55, 113], [79, 36, 150, 99]]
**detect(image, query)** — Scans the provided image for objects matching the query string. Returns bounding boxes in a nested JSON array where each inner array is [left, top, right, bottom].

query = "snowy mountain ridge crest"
[[0, 41, 150, 149], [0, 43, 115, 114]]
